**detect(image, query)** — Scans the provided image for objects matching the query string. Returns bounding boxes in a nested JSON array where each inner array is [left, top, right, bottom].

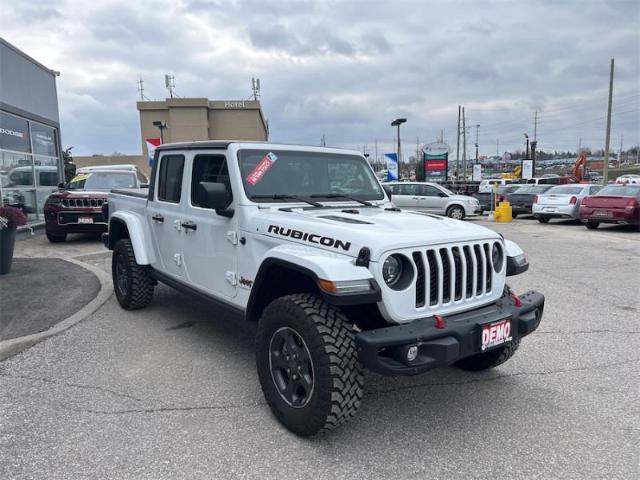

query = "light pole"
[[153, 121, 168, 144], [391, 118, 407, 172], [474, 124, 480, 164], [524, 133, 529, 159]]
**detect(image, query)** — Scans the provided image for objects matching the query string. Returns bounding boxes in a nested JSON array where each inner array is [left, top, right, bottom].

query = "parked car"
[[615, 174, 640, 185], [77, 164, 149, 185], [1, 175, 27, 213], [103, 140, 544, 436], [506, 185, 554, 217], [3, 165, 59, 213], [532, 184, 602, 223], [43, 169, 145, 242], [385, 181, 482, 219], [478, 178, 517, 193], [579, 184, 640, 230], [523, 176, 576, 185], [473, 184, 524, 213]]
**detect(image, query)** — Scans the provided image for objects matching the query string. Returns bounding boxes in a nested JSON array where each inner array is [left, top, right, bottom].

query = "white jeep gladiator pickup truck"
[[103, 141, 544, 436]]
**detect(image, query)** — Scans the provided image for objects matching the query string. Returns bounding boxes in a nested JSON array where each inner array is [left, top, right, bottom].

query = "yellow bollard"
[[494, 201, 513, 222]]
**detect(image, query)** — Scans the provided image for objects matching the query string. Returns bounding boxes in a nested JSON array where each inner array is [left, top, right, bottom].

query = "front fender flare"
[[109, 211, 155, 265], [246, 244, 379, 322]]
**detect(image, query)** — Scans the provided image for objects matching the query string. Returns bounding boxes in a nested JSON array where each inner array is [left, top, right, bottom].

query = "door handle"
[[151, 214, 164, 223], [181, 220, 197, 231], [412, 196, 419, 200]]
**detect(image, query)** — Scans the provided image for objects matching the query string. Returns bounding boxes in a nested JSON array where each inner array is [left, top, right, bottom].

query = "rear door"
[[181, 153, 238, 299], [147, 153, 187, 278]]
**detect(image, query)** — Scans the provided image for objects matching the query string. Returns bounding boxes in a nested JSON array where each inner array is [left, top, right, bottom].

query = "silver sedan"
[[532, 184, 602, 223]]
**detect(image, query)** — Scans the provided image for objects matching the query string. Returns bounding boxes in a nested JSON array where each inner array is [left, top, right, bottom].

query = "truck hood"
[[49, 190, 108, 198], [248, 205, 499, 260]]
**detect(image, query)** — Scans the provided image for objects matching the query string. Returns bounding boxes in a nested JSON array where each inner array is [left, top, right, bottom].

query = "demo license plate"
[[595, 210, 609, 217], [481, 319, 512, 351], [78, 217, 94, 224], [544, 207, 557, 212]]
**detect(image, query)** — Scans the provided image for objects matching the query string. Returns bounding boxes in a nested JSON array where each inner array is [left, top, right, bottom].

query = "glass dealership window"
[[0, 111, 61, 223], [0, 111, 31, 153], [31, 123, 58, 157]]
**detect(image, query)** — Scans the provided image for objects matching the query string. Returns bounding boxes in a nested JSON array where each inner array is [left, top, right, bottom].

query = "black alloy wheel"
[[269, 327, 314, 408]]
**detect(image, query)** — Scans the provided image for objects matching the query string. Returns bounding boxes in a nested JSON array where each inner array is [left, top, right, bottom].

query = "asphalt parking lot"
[[1, 220, 638, 479]]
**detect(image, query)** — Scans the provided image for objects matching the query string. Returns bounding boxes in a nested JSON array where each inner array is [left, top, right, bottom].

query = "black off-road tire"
[[455, 338, 521, 372], [585, 220, 599, 230], [447, 205, 465, 220], [537, 216, 550, 223], [256, 293, 364, 436], [112, 238, 154, 310], [46, 231, 67, 243], [511, 212, 519, 219]]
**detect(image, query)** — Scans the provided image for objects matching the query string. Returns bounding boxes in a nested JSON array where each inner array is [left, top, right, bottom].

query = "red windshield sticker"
[[246, 152, 278, 186]]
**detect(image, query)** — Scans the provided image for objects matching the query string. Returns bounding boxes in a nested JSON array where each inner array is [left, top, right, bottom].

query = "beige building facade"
[[137, 98, 268, 161]]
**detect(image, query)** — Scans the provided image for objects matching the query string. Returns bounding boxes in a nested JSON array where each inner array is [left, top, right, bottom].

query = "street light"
[[153, 121, 168, 144], [391, 118, 407, 168], [524, 133, 529, 159]]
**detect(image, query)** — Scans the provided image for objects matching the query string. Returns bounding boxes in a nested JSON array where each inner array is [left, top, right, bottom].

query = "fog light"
[[407, 345, 419, 362]]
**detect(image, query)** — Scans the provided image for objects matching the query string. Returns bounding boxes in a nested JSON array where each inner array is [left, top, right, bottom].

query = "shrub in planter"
[[0, 206, 28, 274]]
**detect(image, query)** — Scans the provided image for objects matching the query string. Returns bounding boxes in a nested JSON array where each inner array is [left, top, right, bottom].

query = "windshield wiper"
[[310, 193, 373, 206], [249, 194, 323, 208]]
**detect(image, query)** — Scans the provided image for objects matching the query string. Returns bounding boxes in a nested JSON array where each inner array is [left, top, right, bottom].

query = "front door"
[[420, 184, 447, 213], [181, 153, 238, 299], [147, 153, 187, 278]]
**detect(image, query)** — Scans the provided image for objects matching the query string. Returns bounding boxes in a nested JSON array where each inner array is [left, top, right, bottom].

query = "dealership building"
[[0, 38, 63, 224]]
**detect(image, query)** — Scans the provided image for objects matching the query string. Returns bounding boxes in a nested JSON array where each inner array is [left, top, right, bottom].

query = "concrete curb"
[[0, 256, 113, 362]]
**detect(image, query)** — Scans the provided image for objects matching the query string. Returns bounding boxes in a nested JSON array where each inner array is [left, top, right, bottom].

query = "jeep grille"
[[413, 242, 493, 308]]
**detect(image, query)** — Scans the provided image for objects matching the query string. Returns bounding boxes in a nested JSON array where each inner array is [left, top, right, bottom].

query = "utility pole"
[[496, 139, 499, 157], [375, 138, 378, 166], [619, 134, 624, 164], [462, 107, 467, 182], [603, 58, 614, 185], [416, 137, 420, 179], [456, 105, 461, 182], [474, 124, 480, 164], [533, 111, 538, 141], [320, 133, 326, 146]]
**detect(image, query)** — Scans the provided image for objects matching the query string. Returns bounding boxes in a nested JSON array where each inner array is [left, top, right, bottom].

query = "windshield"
[[438, 185, 455, 196], [597, 185, 640, 197], [238, 150, 384, 202], [68, 172, 136, 190], [547, 186, 584, 195]]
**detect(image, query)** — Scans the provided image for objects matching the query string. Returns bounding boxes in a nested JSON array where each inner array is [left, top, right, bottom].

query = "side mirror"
[[198, 181, 234, 218], [438, 192, 447, 197], [382, 185, 392, 200], [58, 182, 66, 190]]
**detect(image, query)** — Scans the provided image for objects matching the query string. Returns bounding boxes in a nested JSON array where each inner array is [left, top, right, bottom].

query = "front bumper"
[[355, 290, 544, 375]]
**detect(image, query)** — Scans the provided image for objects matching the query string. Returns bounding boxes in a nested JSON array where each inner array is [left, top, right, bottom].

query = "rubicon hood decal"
[[268, 225, 351, 251]]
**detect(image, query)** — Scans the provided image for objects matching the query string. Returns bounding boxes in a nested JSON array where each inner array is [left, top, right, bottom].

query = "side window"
[[397, 184, 419, 196], [10, 170, 33, 186], [39, 171, 59, 186], [389, 184, 400, 195], [422, 185, 442, 197], [191, 154, 233, 208], [157, 154, 185, 203]]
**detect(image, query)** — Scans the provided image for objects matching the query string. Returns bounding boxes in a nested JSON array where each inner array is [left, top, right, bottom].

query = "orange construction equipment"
[[572, 152, 588, 182]]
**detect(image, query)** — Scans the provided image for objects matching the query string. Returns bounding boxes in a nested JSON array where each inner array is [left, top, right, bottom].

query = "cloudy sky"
[[2, 0, 639, 159]]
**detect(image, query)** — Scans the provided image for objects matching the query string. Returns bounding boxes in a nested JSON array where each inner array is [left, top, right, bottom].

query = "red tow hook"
[[434, 314, 446, 329], [510, 292, 522, 308]]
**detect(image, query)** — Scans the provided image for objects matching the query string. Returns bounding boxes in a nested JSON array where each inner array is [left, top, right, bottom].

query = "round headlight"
[[492, 243, 504, 272], [382, 255, 403, 286]]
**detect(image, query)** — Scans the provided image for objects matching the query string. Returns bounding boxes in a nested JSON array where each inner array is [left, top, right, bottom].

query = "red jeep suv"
[[44, 168, 146, 242]]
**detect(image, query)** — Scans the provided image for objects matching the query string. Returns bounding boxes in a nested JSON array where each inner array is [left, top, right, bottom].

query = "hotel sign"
[[224, 101, 246, 108]]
